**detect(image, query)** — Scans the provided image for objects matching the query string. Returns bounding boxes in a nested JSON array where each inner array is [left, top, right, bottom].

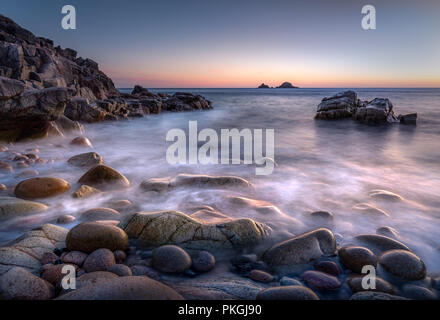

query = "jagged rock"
[[262, 228, 336, 273], [163, 92, 212, 111], [119, 210, 271, 251], [131, 85, 156, 97], [315, 91, 359, 119], [0, 76, 24, 99], [71, 185, 101, 199], [0, 224, 68, 275], [354, 98, 398, 123]]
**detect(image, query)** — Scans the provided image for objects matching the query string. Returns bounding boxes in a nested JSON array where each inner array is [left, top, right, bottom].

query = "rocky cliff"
[[0, 14, 212, 141]]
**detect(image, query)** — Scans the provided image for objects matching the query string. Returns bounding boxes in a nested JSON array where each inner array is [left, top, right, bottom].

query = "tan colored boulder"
[[67, 152, 103, 168], [14, 177, 70, 199], [71, 184, 101, 198], [119, 210, 271, 251], [66, 222, 129, 253], [78, 165, 130, 190], [80, 207, 120, 221], [0, 196, 48, 220]]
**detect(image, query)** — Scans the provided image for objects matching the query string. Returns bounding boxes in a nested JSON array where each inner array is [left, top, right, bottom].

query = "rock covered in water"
[[65, 222, 129, 253], [262, 228, 336, 272], [379, 249, 426, 281], [354, 234, 410, 254], [14, 177, 70, 199], [78, 165, 130, 190], [0, 196, 47, 220], [67, 152, 103, 168], [119, 210, 271, 251]]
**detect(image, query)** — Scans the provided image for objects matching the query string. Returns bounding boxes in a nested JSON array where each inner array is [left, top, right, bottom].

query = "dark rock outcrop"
[[0, 14, 212, 141], [276, 82, 298, 88], [257, 83, 270, 88], [315, 90, 415, 125]]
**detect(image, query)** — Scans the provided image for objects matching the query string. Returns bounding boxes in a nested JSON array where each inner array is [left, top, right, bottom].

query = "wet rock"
[[315, 91, 359, 120], [355, 98, 398, 124], [68, 271, 118, 292], [402, 284, 436, 300], [231, 254, 265, 274], [431, 277, 440, 290], [65, 222, 129, 253], [376, 226, 399, 239], [80, 207, 120, 221], [249, 270, 273, 283], [57, 276, 183, 300], [309, 211, 334, 224], [350, 291, 407, 300], [120, 210, 270, 251], [301, 270, 342, 291], [338, 246, 377, 273], [280, 277, 303, 286], [41, 252, 58, 265], [354, 234, 410, 254], [70, 137, 92, 147], [17, 169, 39, 178], [163, 92, 212, 112], [0, 161, 13, 173], [191, 250, 215, 273], [369, 190, 403, 202], [71, 184, 101, 199], [14, 177, 70, 199], [106, 199, 132, 211], [262, 228, 336, 272], [108, 264, 132, 277], [83, 248, 115, 273], [56, 214, 76, 224], [152, 245, 191, 274], [257, 286, 319, 300], [353, 203, 389, 217], [130, 265, 161, 280], [0, 266, 55, 300], [113, 250, 126, 264], [347, 276, 394, 294], [0, 196, 48, 220], [399, 113, 417, 125], [78, 164, 130, 190], [61, 251, 88, 267], [140, 173, 250, 192], [67, 152, 103, 168], [314, 260, 341, 276], [379, 249, 426, 281]]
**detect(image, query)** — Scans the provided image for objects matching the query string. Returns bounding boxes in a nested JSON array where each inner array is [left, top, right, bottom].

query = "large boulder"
[[14, 177, 70, 199], [0, 266, 55, 300], [354, 98, 398, 123], [378, 249, 426, 281], [0, 196, 48, 220], [65, 222, 129, 253], [315, 91, 359, 120], [78, 165, 130, 190], [119, 210, 271, 251], [67, 152, 103, 168], [163, 92, 212, 112], [262, 228, 336, 273], [57, 276, 184, 300]]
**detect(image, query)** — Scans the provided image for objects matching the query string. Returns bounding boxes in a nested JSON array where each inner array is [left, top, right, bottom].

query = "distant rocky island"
[[257, 82, 298, 89]]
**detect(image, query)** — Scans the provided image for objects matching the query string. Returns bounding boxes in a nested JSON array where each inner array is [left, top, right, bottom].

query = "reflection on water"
[[1, 88, 440, 271]]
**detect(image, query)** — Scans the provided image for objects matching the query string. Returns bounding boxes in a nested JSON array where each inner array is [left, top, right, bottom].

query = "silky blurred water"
[[1, 88, 440, 272]]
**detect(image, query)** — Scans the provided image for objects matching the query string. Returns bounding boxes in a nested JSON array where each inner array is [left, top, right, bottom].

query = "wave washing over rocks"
[[0, 15, 439, 301]]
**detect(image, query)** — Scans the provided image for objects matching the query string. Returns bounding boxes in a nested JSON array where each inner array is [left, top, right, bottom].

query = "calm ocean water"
[[2, 88, 440, 272]]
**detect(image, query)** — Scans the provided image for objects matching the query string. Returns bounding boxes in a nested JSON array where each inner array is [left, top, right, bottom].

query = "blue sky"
[[1, 0, 439, 87]]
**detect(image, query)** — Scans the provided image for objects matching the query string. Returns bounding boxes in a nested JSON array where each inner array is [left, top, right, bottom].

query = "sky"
[[1, 0, 439, 88]]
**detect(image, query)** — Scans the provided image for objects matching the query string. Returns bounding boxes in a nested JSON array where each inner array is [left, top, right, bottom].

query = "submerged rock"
[[65, 222, 129, 253], [262, 228, 336, 273], [350, 291, 407, 300], [0, 196, 48, 220], [119, 210, 271, 251], [14, 177, 70, 199], [369, 190, 403, 202], [379, 249, 426, 281], [399, 113, 417, 125], [78, 165, 130, 190], [67, 152, 103, 168]]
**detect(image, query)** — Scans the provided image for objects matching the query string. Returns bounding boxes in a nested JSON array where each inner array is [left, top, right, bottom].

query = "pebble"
[[61, 251, 88, 267], [152, 245, 191, 273], [191, 250, 215, 273], [70, 136, 92, 147], [56, 214, 76, 224], [249, 270, 274, 283], [256, 286, 319, 300], [338, 246, 377, 273], [301, 270, 342, 291], [113, 250, 127, 264], [314, 260, 341, 276]]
